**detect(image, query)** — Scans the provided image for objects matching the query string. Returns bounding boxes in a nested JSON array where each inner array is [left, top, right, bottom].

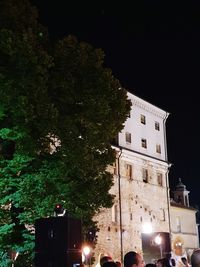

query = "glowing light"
[[83, 246, 91, 256], [142, 222, 153, 233], [155, 234, 162, 245]]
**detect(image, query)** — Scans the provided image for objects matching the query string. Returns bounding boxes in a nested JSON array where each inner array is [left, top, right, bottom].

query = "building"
[[170, 178, 199, 265], [94, 92, 171, 264], [93, 92, 199, 265]]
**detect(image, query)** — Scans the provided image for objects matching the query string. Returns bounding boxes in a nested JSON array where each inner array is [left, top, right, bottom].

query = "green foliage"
[[0, 0, 131, 266], [0, 251, 11, 267]]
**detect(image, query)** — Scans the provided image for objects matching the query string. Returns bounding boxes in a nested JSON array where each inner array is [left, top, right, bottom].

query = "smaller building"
[[170, 178, 199, 265]]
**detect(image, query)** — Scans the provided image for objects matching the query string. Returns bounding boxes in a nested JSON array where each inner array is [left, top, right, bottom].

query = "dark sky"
[[31, 1, 200, 208]]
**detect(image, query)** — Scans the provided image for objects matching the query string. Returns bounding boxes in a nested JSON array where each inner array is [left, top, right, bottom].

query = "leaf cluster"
[[0, 0, 131, 265]]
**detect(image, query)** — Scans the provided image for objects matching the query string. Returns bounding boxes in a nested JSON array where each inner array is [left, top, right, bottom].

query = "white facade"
[[170, 180, 199, 264], [94, 92, 171, 264], [119, 92, 168, 161], [170, 204, 199, 252]]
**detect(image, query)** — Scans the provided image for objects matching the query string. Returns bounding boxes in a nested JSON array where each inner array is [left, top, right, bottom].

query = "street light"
[[83, 246, 91, 266], [155, 234, 163, 258]]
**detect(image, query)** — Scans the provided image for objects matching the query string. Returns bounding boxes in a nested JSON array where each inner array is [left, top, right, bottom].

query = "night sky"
[[31, 1, 200, 208]]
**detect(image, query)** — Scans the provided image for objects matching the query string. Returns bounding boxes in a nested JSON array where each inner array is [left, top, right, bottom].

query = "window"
[[177, 195, 182, 204], [125, 132, 131, 143], [112, 204, 118, 223], [185, 195, 189, 206], [112, 161, 118, 175], [155, 121, 160, 131], [176, 217, 181, 232], [111, 135, 119, 146], [157, 172, 163, 186], [125, 163, 132, 179], [160, 208, 165, 221], [141, 114, 146, 124], [141, 138, 147, 148], [156, 144, 161, 153], [142, 168, 148, 183]]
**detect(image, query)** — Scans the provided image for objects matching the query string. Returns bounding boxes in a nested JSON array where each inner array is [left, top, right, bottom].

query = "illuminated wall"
[[94, 92, 171, 264]]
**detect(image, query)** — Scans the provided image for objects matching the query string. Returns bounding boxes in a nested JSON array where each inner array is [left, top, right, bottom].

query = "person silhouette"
[[124, 251, 145, 267]]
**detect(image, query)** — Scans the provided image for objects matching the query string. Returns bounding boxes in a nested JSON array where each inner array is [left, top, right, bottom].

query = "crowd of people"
[[98, 248, 200, 267]]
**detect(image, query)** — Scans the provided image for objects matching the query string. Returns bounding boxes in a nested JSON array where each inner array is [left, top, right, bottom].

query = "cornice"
[[170, 202, 197, 211], [127, 92, 170, 119]]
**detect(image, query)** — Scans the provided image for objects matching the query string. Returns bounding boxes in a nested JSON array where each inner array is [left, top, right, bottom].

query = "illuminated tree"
[[0, 0, 131, 265]]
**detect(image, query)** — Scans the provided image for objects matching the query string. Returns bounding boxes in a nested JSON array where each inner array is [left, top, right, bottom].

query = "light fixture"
[[142, 222, 153, 233]]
